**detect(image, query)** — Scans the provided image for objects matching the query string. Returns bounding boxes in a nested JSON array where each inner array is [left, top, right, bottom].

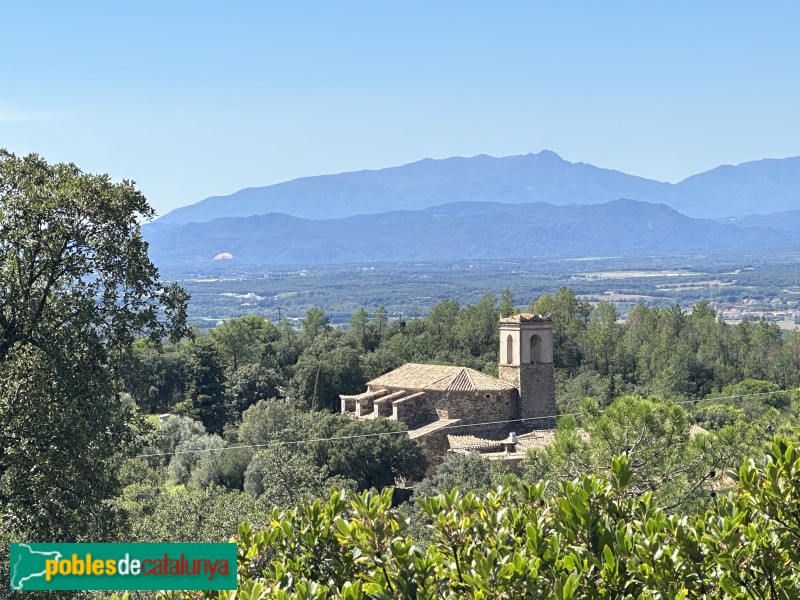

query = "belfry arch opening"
[[506, 335, 514, 364], [530, 334, 543, 363]]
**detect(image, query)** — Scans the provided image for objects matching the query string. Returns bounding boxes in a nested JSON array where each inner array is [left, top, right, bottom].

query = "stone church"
[[340, 313, 557, 463]]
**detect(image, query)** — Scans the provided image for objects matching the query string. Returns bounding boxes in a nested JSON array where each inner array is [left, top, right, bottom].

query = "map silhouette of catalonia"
[[10, 544, 62, 590]]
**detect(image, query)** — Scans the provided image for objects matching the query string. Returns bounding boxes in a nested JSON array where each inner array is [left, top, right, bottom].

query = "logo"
[[9, 543, 236, 591]]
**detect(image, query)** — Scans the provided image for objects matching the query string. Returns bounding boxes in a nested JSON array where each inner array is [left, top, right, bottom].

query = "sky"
[[2, 2, 800, 216]]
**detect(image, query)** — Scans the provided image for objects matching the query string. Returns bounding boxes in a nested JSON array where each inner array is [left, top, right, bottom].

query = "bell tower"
[[498, 314, 556, 424]]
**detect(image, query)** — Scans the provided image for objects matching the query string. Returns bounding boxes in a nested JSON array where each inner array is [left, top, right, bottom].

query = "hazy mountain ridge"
[[158, 151, 800, 224], [144, 198, 794, 267], [673, 157, 800, 217], [721, 209, 800, 233]]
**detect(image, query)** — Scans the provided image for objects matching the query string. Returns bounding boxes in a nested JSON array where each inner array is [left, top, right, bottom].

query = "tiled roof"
[[340, 389, 389, 402], [367, 363, 515, 392], [448, 428, 559, 452]]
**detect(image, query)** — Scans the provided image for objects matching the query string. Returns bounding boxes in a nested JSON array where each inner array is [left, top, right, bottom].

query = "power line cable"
[[138, 389, 792, 458]]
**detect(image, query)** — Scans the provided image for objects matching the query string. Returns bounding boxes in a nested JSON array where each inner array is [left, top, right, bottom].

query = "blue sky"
[[2, 2, 799, 216]]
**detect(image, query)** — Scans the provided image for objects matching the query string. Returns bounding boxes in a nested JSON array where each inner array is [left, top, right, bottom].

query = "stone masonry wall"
[[427, 389, 518, 426], [417, 428, 451, 469], [391, 392, 435, 427], [521, 364, 556, 425]]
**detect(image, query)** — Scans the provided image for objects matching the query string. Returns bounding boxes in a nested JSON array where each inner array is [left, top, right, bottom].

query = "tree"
[[586, 300, 621, 376], [209, 315, 275, 372], [525, 395, 740, 510], [236, 399, 428, 493], [168, 433, 226, 485], [265, 318, 302, 378], [320, 418, 428, 490], [243, 447, 351, 508], [498, 288, 516, 318], [362, 346, 404, 381], [289, 336, 364, 412], [175, 342, 228, 434], [347, 308, 370, 353], [123, 340, 189, 413], [143, 415, 207, 467], [414, 451, 509, 499], [530, 287, 590, 372], [372, 305, 389, 339], [455, 293, 497, 357], [114, 479, 271, 544], [426, 298, 460, 349], [300, 307, 331, 346], [225, 363, 283, 418], [0, 151, 188, 544]]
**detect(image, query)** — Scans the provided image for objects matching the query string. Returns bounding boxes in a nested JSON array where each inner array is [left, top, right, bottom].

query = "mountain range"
[[143, 199, 796, 267], [144, 151, 800, 267], [157, 151, 800, 223]]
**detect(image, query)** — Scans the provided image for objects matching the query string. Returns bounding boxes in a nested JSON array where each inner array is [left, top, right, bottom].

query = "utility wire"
[[138, 389, 792, 459]]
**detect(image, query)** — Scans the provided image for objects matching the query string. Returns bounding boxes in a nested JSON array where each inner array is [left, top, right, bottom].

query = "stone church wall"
[[428, 389, 517, 426]]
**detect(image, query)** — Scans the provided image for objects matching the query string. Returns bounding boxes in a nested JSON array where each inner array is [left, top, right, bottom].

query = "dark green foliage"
[[361, 347, 405, 381], [414, 451, 510, 499], [114, 477, 271, 544], [525, 396, 745, 510], [168, 433, 226, 485], [319, 418, 428, 490], [124, 341, 189, 413], [530, 287, 592, 373], [237, 400, 428, 493], [144, 414, 207, 466], [243, 447, 352, 507], [175, 342, 228, 434], [301, 306, 332, 346], [289, 335, 365, 412], [225, 363, 283, 417], [141, 400, 427, 519], [192, 447, 252, 491], [209, 315, 279, 372], [498, 288, 516, 318]]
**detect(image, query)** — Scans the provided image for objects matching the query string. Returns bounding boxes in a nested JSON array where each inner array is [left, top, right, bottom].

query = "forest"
[[3, 151, 800, 598]]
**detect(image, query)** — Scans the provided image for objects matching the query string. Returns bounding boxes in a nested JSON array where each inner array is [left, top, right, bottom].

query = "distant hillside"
[[722, 209, 800, 233], [157, 152, 800, 224], [143, 199, 793, 267]]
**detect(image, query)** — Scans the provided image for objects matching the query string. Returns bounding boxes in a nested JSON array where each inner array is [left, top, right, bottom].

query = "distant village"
[[715, 298, 800, 331]]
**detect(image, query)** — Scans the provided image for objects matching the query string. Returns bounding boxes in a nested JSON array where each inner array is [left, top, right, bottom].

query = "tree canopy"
[[0, 150, 189, 543]]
